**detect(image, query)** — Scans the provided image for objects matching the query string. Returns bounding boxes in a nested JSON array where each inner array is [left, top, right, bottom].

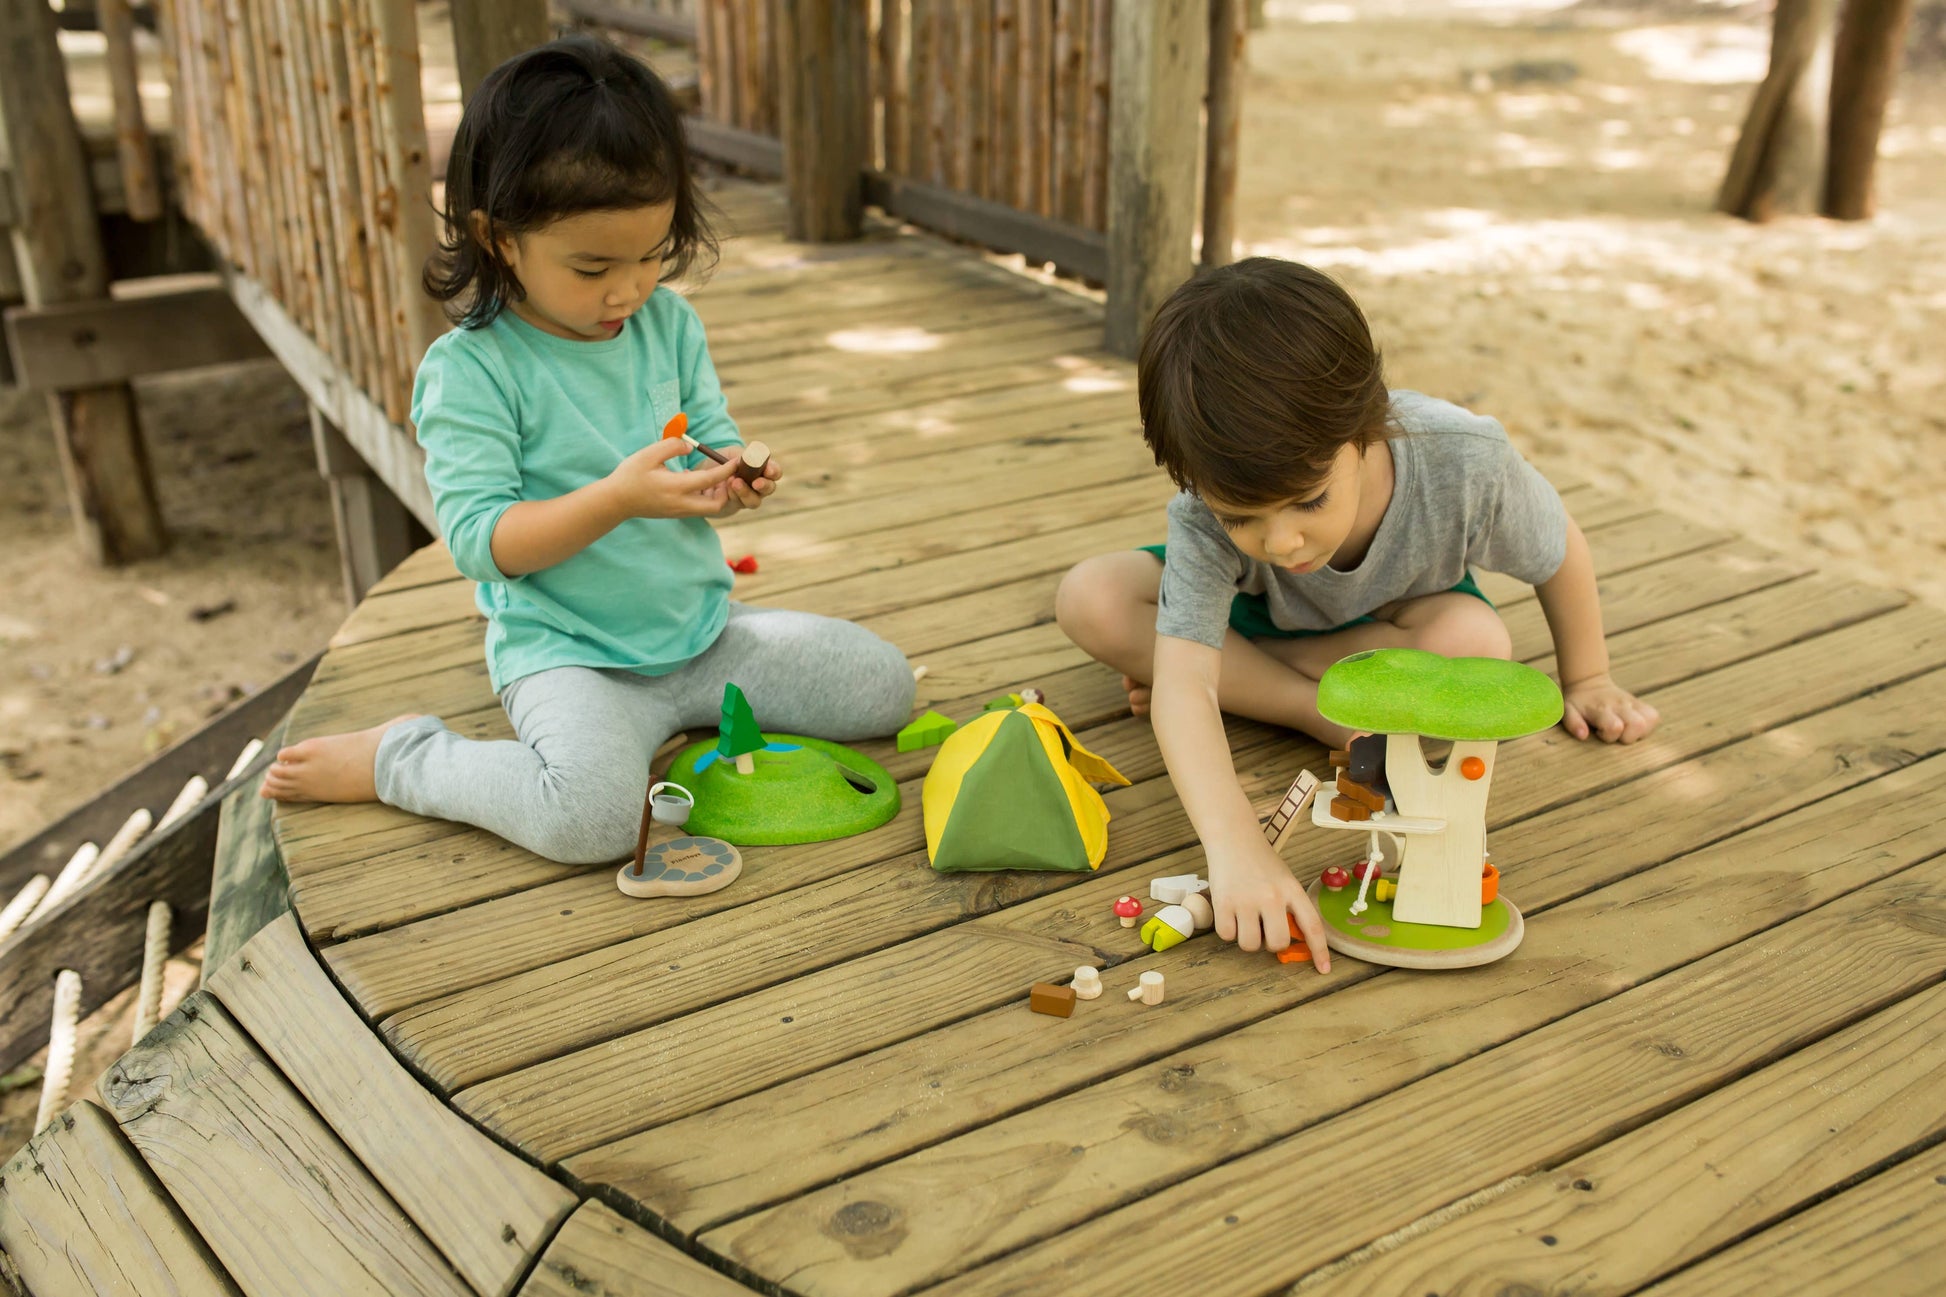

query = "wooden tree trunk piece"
[[880, 0, 906, 175], [314, 0, 382, 402], [958, 2, 991, 198], [1203, 0, 1245, 265], [98, 0, 165, 220], [1051, 0, 1081, 222], [1083, 0, 1113, 234], [1019, 0, 1050, 215], [370, 0, 447, 404], [906, 0, 934, 180], [1718, 0, 1841, 221], [344, 0, 407, 423], [1824, 0, 1915, 219], [450, 0, 550, 104], [932, 0, 958, 190], [991, 0, 1018, 203]]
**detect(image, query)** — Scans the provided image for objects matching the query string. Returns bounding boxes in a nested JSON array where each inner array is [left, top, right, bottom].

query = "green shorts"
[[1137, 543, 1493, 641]]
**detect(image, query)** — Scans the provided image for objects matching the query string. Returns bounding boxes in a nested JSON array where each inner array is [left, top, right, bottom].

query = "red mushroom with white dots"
[[1114, 896, 1144, 928], [1320, 865, 1352, 891]]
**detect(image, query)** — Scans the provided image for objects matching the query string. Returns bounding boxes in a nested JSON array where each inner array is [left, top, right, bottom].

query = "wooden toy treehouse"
[[1304, 649, 1563, 969]]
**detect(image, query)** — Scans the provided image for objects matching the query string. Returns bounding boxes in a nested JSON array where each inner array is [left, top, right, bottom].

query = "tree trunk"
[[1824, 0, 1916, 219], [1718, 0, 1842, 221]]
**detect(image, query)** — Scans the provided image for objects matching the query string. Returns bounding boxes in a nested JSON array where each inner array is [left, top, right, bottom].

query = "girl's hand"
[[606, 438, 739, 519], [1562, 672, 1660, 743], [726, 448, 783, 513], [1208, 834, 1331, 973]]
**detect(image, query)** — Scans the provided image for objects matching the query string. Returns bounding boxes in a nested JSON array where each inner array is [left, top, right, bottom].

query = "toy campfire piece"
[[662, 684, 901, 846], [617, 781, 745, 898], [1303, 648, 1563, 969]]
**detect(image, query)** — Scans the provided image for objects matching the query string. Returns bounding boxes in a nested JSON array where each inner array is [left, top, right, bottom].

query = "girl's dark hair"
[[425, 34, 718, 327], [1137, 258, 1391, 509]]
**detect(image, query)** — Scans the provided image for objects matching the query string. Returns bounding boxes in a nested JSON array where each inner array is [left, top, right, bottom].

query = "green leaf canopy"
[[1317, 648, 1564, 741]]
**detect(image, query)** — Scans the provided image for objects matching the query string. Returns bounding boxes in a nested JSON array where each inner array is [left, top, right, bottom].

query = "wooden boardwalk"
[[14, 177, 1945, 1295]]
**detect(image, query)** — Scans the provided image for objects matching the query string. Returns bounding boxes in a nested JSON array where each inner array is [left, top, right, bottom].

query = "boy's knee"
[[1055, 557, 1134, 647], [524, 765, 645, 864], [1413, 598, 1512, 661]]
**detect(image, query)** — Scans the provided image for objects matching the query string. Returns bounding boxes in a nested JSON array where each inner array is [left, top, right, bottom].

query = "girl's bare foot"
[[1122, 674, 1153, 719], [259, 714, 425, 804]]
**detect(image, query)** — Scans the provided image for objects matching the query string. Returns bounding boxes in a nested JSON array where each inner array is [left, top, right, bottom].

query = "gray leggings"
[[373, 604, 916, 863]]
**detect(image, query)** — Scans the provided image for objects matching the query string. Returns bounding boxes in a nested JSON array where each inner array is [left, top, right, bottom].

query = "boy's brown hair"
[[1137, 258, 1390, 508]]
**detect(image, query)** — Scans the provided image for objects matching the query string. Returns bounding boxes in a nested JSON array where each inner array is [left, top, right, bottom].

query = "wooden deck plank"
[[691, 747, 1946, 1294], [905, 853, 1946, 1296], [366, 572, 1901, 1089], [570, 665, 1946, 1237], [1297, 985, 1946, 1296], [96, 994, 472, 1297], [202, 913, 578, 1297], [517, 1202, 758, 1297], [1632, 1142, 1946, 1297], [451, 605, 1946, 1165], [0, 1101, 238, 1297]]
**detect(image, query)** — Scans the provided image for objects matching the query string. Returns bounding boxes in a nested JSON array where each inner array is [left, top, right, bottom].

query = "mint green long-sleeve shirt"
[[409, 287, 739, 693]]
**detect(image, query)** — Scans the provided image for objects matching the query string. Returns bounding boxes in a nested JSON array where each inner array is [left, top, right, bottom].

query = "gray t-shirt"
[[1156, 391, 1567, 648]]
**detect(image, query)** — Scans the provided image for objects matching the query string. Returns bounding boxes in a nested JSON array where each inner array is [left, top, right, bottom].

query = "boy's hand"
[[726, 448, 783, 512], [1208, 834, 1331, 973], [1562, 672, 1660, 743], [606, 438, 739, 519]]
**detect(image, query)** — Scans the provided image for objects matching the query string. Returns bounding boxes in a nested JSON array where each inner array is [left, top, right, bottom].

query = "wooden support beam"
[[1202, 0, 1246, 267], [684, 113, 785, 178], [226, 269, 438, 530], [1823, 0, 1915, 220], [4, 279, 271, 389], [559, 0, 697, 45], [450, 0, 553, 103], [311, 404, 424, 605], [0, 0, 168, 561], [772, 0, 868, 241], [863, 170, 1106, 282], [97, 0, 164, 221], [1104, 0, 1208, 357]]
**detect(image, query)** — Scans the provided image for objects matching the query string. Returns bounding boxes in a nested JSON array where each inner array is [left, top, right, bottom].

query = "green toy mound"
[[665, 735, 901, 846], [1317, 648, 1563, 741]]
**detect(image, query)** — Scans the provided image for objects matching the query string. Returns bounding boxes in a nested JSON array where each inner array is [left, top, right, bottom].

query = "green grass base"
[[665, 735, 900, 846], [1308, 878, 1524, 969]]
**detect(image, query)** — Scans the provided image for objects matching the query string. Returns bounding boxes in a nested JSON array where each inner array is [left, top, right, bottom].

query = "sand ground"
[[2, 0, 1941, 1144]]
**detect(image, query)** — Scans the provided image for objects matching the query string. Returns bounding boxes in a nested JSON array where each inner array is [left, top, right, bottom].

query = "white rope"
[[227, 737, 265, 779], [0, 876, 51, 943], [157, 775, 208, 831], [133, 901, 172, 1042], [32, 842, 99, 919], [93, 808, 154, 874], [36, 971, 82, 1132]]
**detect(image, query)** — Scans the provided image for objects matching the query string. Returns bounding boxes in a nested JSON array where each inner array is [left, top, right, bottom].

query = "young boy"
[[1056, 259, 1659, 965]]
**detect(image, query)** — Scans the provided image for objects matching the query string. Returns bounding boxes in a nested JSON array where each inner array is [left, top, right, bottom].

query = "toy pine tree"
[[718, 683, 765, 774]]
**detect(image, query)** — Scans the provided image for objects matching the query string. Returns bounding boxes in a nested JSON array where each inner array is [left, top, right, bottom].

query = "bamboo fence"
[[156, 0, 444, 423]]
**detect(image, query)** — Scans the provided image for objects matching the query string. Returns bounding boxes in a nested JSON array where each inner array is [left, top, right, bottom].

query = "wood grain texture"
[[0, 1100, 237, 1297], [97, 993, 472, 1297], [204, 913, 577, 1297], [518, 1201, 757, 1297]]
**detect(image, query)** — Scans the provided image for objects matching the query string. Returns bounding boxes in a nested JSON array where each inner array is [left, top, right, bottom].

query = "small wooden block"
[[617, 837, 744, 898], [1277, 915, 1313, 963], [1330, 795, 1372, 822], [1335, 773, 1386, 812], [1328, 749, 1350, 768], [1028, 983, 1076, 1017], [735, 439, 771, 484]]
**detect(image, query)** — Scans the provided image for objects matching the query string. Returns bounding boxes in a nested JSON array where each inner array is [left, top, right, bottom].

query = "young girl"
[[1057, 259, 1659, 961], [261, 36, 916, 862]]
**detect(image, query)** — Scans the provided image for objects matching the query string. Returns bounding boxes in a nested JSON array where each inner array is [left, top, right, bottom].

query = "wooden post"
[[311, 406, 421, 604], [0, 0, 168, 562], [772, 0, 868, 241], [1202, 0, 1245, 266], [1104, 0, 1208, 357], [450, 0, 551, 102], [97, 0, 164, 221], [1717, 0, 1841, 222], [1823, 0, 1915, 220]]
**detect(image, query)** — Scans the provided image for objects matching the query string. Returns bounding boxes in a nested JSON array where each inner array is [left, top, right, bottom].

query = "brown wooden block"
[[1328, 749, 1350, 768], [1330, 795, 1371, 823], [1028, 983, 1076, 1018], [1335, 773, 1386, 812]]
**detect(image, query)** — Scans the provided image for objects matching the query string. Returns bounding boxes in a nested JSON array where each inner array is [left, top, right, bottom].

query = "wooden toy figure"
[[1305, 648, 1562, 969]]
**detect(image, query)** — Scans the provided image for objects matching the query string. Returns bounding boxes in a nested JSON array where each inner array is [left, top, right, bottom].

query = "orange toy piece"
[[1481, 861, 1499, 904], [661, 412, 689, 441], [1276, 914, 1313, 964], [1461, 755, 1487, 780]]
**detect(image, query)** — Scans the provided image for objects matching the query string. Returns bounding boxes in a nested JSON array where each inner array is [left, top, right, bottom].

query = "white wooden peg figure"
[[1072, 966, 1103, 1000], [1126, 971, 1165, 1005]]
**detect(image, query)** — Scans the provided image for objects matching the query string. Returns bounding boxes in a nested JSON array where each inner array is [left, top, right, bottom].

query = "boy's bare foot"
[[1122, 674, 1153, 718], [259, 714, 426, 804]]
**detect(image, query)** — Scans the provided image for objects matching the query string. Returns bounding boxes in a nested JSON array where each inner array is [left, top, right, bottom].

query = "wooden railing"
[[160, 0, 445, 426]]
